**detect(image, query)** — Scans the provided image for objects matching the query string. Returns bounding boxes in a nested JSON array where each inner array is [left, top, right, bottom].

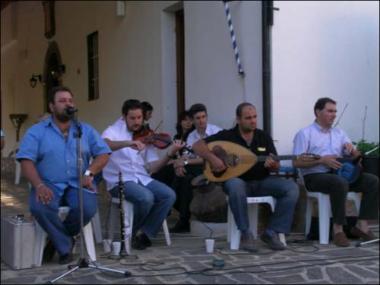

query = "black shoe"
[[240, 233, 258, 252], [260, 232, 286, 250], [170, 220, 190, 233], [43, 239, 56, 263], [58, 253, 74, 265], [132, 235, 147, 250], [138, 232, 152, 247]]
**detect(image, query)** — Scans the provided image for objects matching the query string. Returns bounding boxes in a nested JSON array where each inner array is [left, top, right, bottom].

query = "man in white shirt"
[[293, 97, 378, 247], [170, 103, 222, 233], [102, 99, 184, 250]]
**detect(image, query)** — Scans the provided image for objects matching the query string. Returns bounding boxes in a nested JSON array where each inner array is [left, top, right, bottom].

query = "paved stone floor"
[[1, 158, 379, 284]]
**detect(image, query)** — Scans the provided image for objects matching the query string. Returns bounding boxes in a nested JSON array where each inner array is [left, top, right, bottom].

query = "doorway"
[[43, 41, 64, 112]]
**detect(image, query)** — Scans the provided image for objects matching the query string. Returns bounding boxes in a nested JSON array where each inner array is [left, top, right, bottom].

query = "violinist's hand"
[[264, 153, 279, 170], [320, 155, 342, 170], [127, 140, 146, 151]]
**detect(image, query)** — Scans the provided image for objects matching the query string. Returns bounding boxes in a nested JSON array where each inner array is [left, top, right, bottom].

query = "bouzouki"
[[203, 141, 318, 182], [335, 156, 362, 184]]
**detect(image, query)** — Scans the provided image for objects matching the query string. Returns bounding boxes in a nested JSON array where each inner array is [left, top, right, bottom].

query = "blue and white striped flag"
[[223, 1, 244, 76]]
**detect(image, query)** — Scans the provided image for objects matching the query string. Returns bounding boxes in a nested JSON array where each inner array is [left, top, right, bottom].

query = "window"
[[87, 31, 99, 100]]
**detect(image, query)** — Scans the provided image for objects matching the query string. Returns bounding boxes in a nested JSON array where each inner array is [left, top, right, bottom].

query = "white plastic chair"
[[304, 191, 361, 244], [107, 198, 171, 255], [34, 206, 97, 266], [27, 182, 103, 244], [298, 171, 361, 244], [227, 196, 286, 250]]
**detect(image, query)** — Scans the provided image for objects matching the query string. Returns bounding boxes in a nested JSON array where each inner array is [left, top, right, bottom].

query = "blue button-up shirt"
[[16, 116, 111, 194]]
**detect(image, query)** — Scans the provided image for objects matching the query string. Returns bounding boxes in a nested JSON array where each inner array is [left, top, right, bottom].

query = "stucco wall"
[[1, 1, 263, 156]]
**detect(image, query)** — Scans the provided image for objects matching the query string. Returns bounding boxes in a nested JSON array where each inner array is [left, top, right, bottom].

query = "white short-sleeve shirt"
[[102, 117, 159, 190], [293, 121, 351, 176], [186, 123, 222, 147]]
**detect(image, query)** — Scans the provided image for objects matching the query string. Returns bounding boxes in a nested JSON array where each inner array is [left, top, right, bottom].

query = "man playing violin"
[[193, 102, 299, 251], [293, 97, 379, 247], [102, 99, 185, 250]]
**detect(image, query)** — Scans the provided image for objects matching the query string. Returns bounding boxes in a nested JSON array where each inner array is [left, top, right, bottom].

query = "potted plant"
[[354, 140, 379, 177]]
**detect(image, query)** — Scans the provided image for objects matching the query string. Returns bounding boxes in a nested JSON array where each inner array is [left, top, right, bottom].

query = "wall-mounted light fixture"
[[9, 113, 28, 142], [30, 74, 42, 88]]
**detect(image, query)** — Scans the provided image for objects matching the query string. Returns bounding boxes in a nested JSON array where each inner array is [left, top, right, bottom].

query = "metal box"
[[1, 214, 38, 269]]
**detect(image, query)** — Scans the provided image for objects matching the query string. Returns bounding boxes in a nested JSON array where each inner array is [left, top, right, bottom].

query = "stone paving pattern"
[[1, 158, 379, 284]]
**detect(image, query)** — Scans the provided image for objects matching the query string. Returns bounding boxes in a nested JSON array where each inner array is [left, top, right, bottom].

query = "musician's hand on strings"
[[35, 184, 54, 205], [210, 156, 227, 174], [321, 155, 342, 170], [128, 140, 146, 151], [343, 143, 355, 155], [264, 153, 279, 170]]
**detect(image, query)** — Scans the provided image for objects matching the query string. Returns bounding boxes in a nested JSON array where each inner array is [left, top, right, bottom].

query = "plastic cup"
[[205, 238, 215, 253], [103, 239, 112, 253], [112, 241, 121, 256]]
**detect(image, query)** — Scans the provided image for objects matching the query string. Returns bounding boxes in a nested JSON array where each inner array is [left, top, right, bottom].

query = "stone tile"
[[1, 165, 379, 284], [326, 267, 363, 284]]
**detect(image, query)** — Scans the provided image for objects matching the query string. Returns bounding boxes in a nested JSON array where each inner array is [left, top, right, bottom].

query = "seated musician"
[[16, 86, 111, 264], [170, 103, 222, 233], [293, 97, 379, 247], [101, 99, 184, 250], [192, 102, 299, 251], [151, 110, 194, 187]]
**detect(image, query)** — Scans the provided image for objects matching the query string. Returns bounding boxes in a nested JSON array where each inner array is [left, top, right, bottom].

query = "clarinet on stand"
[[118, 171, 127, 257]]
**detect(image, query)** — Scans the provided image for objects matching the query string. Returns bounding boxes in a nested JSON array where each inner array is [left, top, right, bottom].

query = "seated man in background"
[[170, 103, 222, 233], [293, 97, 379, 247]]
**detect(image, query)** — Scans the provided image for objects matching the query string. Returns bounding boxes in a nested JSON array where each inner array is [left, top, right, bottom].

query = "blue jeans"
[[224, 176, 299, 234], [109, 179, 176, 238], [29, 183, 97, 256]]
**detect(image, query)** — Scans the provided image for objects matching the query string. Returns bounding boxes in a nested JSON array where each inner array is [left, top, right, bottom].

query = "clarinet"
[[118, 171, 126, 256]]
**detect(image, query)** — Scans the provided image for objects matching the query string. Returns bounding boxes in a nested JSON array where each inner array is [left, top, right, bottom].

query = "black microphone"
[[65, 107, 78, 116]]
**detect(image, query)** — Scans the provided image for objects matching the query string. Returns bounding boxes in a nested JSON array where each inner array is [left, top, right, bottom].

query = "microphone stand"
[[47, 112, 130, 284]]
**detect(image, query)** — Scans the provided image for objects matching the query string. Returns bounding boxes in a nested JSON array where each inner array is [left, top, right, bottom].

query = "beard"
[[54, 111, 72, 123], [240, 124, 255, 133]]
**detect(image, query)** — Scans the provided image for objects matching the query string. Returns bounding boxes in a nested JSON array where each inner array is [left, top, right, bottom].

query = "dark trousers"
[[304, 172, 379, 225], [172, 165, 203, 222]]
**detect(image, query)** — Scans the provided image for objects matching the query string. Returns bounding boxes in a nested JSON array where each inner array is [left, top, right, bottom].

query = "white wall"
[[272, 1, 379, 155], [1, 1, 263, 156], [185, 1, 263, 129]]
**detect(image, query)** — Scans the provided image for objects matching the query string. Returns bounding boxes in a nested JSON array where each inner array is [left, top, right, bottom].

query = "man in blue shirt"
[[16, 86, 111, 264]]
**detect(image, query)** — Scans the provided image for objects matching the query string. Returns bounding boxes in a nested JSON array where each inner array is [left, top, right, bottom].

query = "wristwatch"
[[84, 170, 94, 177]]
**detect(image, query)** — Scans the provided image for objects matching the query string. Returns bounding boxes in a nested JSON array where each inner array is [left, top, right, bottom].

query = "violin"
[[133, 127, 172, 149], [133, 126, 193, 153]]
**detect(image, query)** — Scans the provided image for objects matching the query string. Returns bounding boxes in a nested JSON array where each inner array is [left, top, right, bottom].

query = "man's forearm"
[[104, 139, 132, 151], [192, 139, 214, 161], [88, 153, 110, 175], [20, 159, 44, 188]]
